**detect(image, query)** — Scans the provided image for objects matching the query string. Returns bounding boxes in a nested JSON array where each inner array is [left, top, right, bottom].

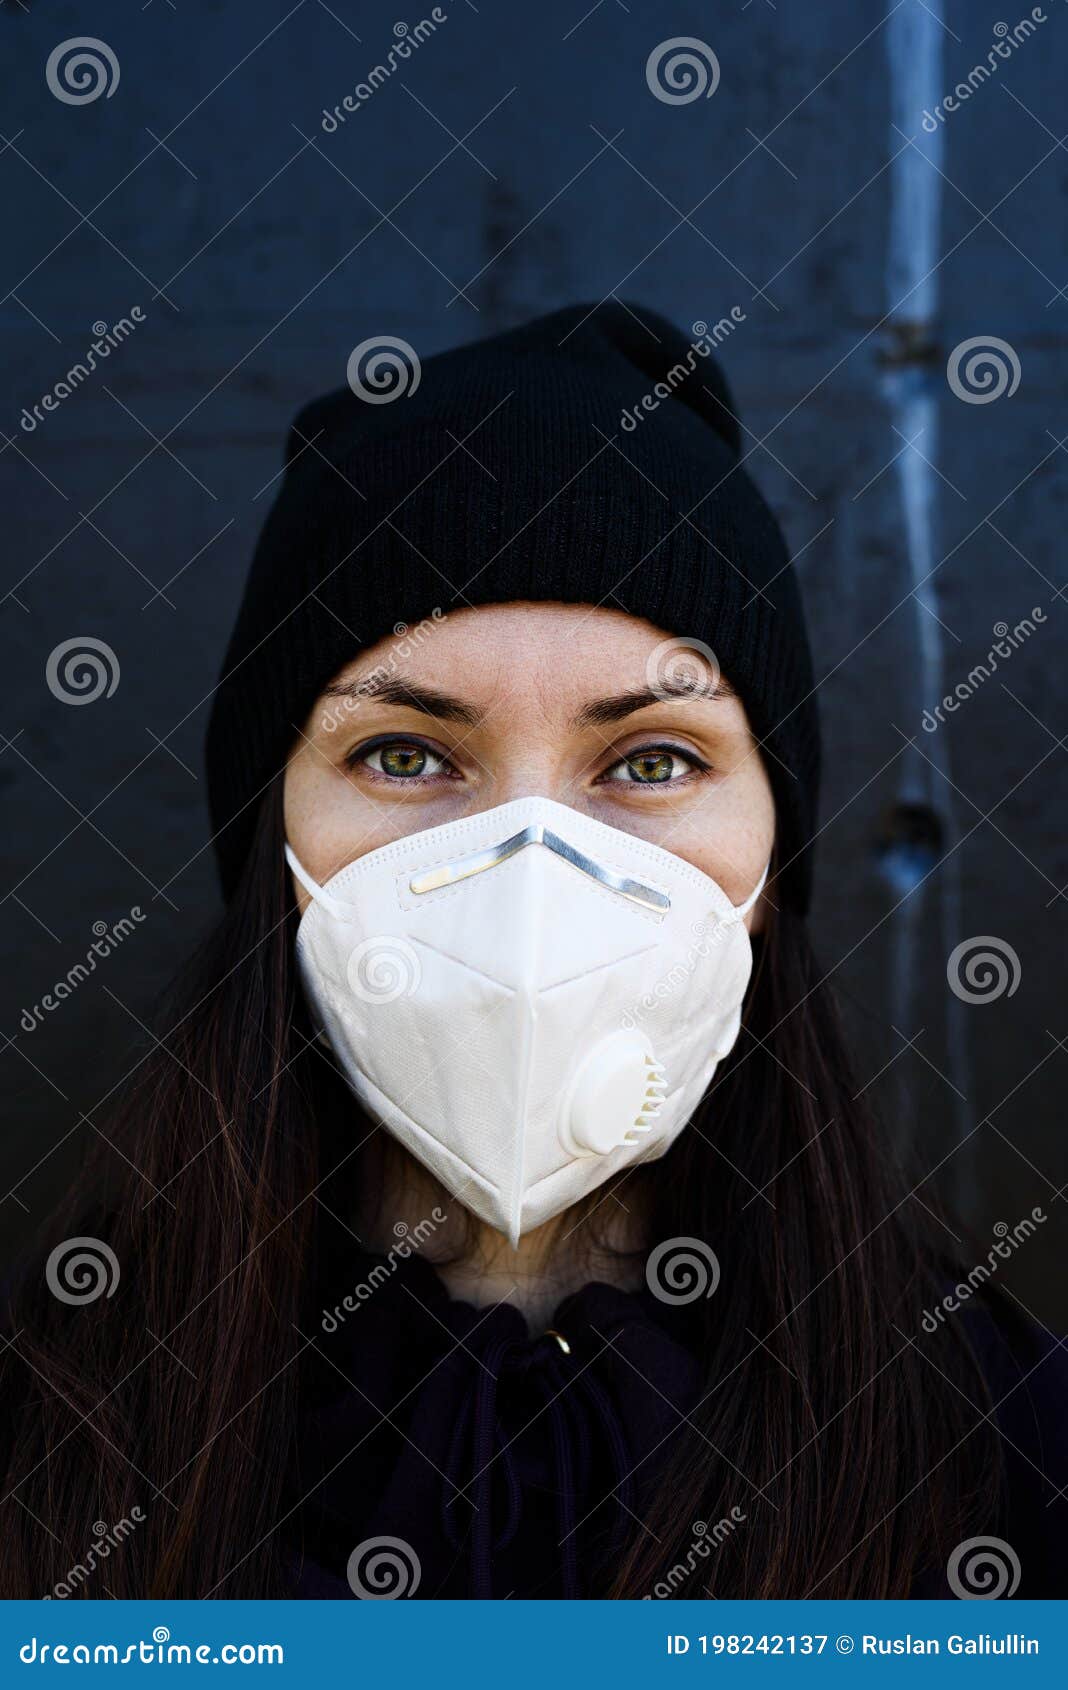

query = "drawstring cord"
[[441, 1330, 634, 1598]]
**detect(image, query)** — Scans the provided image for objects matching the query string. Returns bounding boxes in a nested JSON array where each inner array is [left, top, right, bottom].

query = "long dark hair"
[[0, 781, 1000, 1598]]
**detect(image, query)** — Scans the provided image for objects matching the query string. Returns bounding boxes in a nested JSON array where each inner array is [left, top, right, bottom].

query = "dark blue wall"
[[2, 1, 1065, 1316]]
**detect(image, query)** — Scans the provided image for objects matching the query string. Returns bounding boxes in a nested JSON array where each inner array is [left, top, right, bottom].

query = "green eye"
[[601, 746, 699, 784], [601, 745, 707, 786], [380, 745, 426, 777], [363, 741, 445, 779], [626, 751, 677, 783]]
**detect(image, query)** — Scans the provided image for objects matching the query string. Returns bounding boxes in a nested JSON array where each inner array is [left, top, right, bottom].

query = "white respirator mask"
[[287, 796, 766, 1246]]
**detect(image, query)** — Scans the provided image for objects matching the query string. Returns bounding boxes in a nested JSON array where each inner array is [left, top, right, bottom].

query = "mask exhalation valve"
[[559, 1028, 667, 1158]]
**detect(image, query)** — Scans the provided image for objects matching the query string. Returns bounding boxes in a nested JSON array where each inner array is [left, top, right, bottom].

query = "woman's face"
[[284, 603, 776, 928]]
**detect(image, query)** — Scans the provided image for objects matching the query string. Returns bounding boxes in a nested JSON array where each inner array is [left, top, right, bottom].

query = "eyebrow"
[[320, 677, 485, 727], [572, 678, 736, 729], [320, 672, 736, 732]]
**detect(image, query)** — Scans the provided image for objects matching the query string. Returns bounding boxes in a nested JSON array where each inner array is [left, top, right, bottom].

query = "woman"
[[2, 303, 1064, 1600]]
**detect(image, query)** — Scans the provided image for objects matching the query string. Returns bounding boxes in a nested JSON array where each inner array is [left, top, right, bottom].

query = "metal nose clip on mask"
[[286, 796, 767, 1246]]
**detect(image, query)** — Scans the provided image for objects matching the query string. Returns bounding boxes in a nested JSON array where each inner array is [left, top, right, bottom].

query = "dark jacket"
[[283, 1241, 1068, 1599]]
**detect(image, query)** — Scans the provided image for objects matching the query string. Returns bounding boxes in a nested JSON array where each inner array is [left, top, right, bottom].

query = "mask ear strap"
[[285, 844, 353, 921], [733, 859, 770, 921]]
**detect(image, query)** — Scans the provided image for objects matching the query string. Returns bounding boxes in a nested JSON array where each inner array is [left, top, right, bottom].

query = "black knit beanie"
[[206, 301, 820, 909]]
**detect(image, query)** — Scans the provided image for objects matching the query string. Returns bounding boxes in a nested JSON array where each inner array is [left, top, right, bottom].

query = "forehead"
[[329, 601, 727, 710]]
